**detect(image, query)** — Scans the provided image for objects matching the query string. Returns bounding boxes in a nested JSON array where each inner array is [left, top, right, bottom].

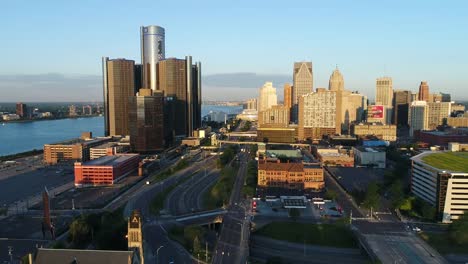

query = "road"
[[164, 155, 219, 216], [250, 235, 368, 264], [212, 151, 250, 264], [124, 154, 216, 264]]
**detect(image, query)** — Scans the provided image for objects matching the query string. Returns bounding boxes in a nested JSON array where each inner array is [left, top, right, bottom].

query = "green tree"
[[449, 214, 468, 245], [324, 189, 338, 200], [266, 256, 283, 264], [399, 197, 413, 211], [362, 182, 380, 210], [68, 216, 91, 248], [420, 201, 436, 220], [390, 180, 405, 209], [289, 208, 301, 221]]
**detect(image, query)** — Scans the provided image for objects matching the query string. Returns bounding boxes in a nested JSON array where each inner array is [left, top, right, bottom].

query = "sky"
[[0, 0, 467, 102]]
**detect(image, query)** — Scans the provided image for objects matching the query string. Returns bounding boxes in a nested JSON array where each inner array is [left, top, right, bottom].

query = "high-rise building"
[[16, 102, 26, 118], [129, 89, 164, 152], [69, 105, 77, 117], [328, 67, 344, 91], [409, 101, 428, 137], [258, 82, 278, 112], [283, 83, 293, 109], [430, 93, 442, 103], [375, 77, 393, 107], [141, 25, 165, 91], [157, 56, 201, 140], [102, 57, 135, 136], [258, 105, 290, 128], [418, 81, 430, 102], [393, 90, 412, 126], [134, 64, 143, 94], [292, 62, 313, 122], [298, 88, 336, 140], [427, 102, 451, 130], [336, 90, 367, 133], [441, 93, 451, 102], [244, 98, 258, 110]]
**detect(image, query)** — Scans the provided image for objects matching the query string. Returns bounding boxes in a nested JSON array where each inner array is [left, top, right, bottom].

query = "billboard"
[[368, 105, 384, 119]]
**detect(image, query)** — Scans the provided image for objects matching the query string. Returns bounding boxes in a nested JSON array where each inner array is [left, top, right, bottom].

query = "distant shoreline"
[[1, 114, 102, 124]]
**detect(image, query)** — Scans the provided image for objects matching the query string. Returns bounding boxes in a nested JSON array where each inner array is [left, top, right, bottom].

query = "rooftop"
[[81, 154, 139, 166], [417, 151, 468, 173], [34, 248, 136, 264]]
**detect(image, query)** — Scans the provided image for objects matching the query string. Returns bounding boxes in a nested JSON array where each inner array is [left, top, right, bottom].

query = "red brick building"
[[74, 154, 139, 187], [415, 129, 468, 146]]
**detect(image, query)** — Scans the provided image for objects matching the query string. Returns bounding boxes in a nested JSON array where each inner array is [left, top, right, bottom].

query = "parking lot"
[[327, 167, 386, 193]]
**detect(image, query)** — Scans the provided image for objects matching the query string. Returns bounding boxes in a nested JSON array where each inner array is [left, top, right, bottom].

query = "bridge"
[[225, 132, 257, 138]]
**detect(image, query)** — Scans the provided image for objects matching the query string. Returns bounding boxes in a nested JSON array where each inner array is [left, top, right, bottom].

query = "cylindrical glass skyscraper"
[[140, 25, 165, 91]]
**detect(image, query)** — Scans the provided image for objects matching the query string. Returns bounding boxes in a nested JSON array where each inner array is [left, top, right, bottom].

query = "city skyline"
[[1, 1, 468, 101]]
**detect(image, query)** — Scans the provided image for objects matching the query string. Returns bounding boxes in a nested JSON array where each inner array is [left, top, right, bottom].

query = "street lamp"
[[156, 245, 164, 264]]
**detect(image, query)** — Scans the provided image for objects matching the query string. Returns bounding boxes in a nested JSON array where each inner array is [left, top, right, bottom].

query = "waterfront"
[[0, 117, 104, 156], [0, 105, 242, 157]]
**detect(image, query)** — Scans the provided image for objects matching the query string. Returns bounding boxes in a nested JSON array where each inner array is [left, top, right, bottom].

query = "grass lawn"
[[422, 152, 468, 172], [255, 221, 358, 248], [420, 232, 468, 254]]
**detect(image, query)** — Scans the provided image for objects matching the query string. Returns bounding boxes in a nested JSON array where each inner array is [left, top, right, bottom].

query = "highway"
[[124, 153, 216, 264], [164, 155, 219, 216], [212, 151, 250, 264]]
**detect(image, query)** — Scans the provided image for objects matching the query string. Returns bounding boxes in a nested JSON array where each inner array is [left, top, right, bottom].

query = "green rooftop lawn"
[[422, 152, 468, 172]]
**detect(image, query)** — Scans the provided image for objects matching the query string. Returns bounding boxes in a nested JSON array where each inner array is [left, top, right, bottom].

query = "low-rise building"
[[353, 147, 386, 168], [181, 137, 201, 147], [74, 154, 140, 187], [257, 126, 297, 143], [351, 122, 397, 142], [448, 142, 468, 152], [193, 127, 212, 138], [416, 129, 468, 146], [44, 135, 111, 164], [258, 161, 324, 191], [236, 109, 258, 121], [89, 142, 130, 160], [411, 151, 468, 222], [314, 147, 354, 167], [446, 116, 468, 128]]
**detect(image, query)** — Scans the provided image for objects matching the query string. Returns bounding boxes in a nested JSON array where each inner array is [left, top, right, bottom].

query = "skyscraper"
[[393, 90, 412, 126], [258, 105, 290, 128], [283, 83, 293, 110], [418, 81, 430, 102], [427, 102, 451, 130], [375, 77, 393, 107], [298, 88, 336, 140], [328, 67, 344, 91], [409, 101, 428, 137], [141, 25, 165, 91], [102, 57, 135, 136], [258, 82, 278, 112], [157, 56, 201, 140], [16, 102, 26, 118], [292, 62, 313, 122], [129, 89, 164, 152]]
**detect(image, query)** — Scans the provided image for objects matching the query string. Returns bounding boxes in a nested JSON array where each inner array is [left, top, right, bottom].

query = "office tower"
[[411, 93, 418, 102], [283, 83, 293, 109], [427, 102, 451, 130], [258, 82, 278, 112], [292, 62, 313, 122], [140, 25, 165, 91], [375, 77, 393, 107], [69, 105, 77, 117], [430, 93, 442, 103], [441, 93, 451, 102], [134, 64, 143, 94], [157, 56, 201, 140], [102, 57, 135, 136], [328, 67, 344, 91], [129, 89, 164, 152], [258, 105, 290, 128], [298, 88, 336, 140], [409, 101, 428, 137], [367, 105, 386, 124], [393, 90, 412, 126], [16, 102, 26, 118], [244, 98, 257, 110], [418, 81, 430, 102]]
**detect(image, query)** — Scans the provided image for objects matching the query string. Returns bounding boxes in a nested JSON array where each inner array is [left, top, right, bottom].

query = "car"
[[145, 181, 150, 185], [412, 227, 421, 232]]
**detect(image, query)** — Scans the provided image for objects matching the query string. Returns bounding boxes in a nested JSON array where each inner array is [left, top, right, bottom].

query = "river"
[[0, 105, 243, 156]]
